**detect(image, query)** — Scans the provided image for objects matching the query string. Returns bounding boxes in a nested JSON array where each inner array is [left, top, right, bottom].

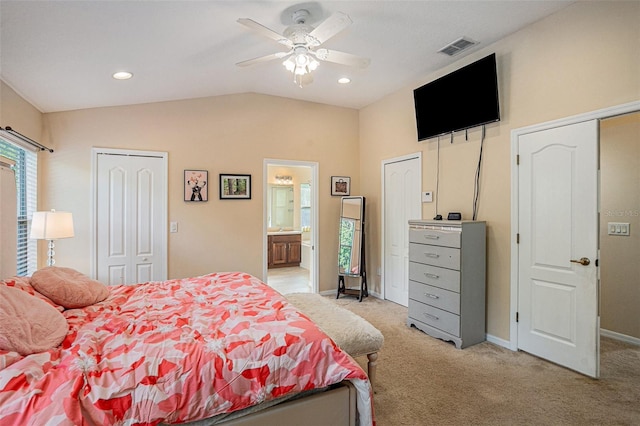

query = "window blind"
[[0, 139, 38, 276]]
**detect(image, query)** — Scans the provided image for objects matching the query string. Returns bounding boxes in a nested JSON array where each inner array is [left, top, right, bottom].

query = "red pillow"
[[30, 267, 109, 309], [0, 285, 68, 355]]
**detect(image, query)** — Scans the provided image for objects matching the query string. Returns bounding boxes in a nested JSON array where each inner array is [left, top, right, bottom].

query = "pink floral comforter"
[[0, 272, 373, 425]]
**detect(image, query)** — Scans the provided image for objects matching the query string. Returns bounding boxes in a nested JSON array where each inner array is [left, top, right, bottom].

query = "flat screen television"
[[414, 53, 500, 141]]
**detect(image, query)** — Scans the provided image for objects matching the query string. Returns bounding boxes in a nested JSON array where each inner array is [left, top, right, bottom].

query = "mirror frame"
[[338, 196, 365, 277]]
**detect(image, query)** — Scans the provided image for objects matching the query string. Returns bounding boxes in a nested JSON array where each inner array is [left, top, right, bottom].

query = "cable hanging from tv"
[[0, 126, 53, 153], [471, 125, 486, 221]]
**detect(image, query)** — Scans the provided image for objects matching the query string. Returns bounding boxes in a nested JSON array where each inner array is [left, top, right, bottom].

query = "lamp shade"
[[30, 210, 74, 240]]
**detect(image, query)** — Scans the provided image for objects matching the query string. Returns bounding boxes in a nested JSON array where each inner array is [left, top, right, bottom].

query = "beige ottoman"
[[286, 293, 384, 387]]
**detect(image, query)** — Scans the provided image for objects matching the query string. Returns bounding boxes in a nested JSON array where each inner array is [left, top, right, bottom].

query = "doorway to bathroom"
[[263, 159, 318, 295]]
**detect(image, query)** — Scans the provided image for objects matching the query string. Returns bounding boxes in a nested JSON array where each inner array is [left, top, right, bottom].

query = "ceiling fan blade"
[[236, 51, 290, 67], [313, 49, 370, 69], [237, 18, 293, 47], [307, 12, 352, 46]]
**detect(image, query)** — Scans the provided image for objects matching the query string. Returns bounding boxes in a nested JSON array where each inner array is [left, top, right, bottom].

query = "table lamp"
[[30, 209, 74, 266]]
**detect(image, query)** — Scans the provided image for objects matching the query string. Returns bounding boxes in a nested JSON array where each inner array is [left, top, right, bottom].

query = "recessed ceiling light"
[[338, 77, 351, 84], [112, 71, 133, 80]]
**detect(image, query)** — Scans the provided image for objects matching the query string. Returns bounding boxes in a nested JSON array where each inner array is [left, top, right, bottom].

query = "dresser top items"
[[409, 219, 486, 230]]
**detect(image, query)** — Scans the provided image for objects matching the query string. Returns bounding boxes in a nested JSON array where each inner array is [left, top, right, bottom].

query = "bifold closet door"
[[95, 153, 165, 285]]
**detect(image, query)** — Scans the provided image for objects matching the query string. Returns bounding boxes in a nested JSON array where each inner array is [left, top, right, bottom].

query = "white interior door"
[[517, 120, 599, 377], [383, 155, 421, 306], [95, 151, 167, 285]]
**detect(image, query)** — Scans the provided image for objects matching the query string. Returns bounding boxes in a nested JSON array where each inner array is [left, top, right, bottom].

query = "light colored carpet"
[[329, 295, 640, 425]]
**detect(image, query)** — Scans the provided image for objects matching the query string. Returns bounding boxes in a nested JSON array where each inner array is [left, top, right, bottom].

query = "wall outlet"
[[422, 191, 433, 203]]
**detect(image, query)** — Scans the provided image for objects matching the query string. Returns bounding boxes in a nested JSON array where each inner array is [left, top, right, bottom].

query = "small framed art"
[[184, 170, 208, 202], [220, 174, 251, 199], [331, 176, 350, 196]]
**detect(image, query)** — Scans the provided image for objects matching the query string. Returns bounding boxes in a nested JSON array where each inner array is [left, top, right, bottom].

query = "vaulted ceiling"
[[0, 1, 573, 113]]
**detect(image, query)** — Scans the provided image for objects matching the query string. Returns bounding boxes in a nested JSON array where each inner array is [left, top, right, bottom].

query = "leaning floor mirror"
[[337, 196, 368, 301]]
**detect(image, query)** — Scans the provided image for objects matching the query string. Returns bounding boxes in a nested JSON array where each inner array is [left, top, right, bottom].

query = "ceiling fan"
[[236, 8, 370, 87]]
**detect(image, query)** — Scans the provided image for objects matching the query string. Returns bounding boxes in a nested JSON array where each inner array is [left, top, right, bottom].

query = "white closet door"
[[96, 152, 166, 285], [383, 156, 421, 306]]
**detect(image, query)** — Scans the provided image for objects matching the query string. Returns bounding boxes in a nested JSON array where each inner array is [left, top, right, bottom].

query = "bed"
[[0, 271, 374, 425]]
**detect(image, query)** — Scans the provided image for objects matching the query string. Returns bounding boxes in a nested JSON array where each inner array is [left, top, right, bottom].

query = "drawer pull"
[[424, 273, 440, 279], [423, 312, 439, 321], [423, 235, 440, 240], [424, 253, 439, 258], [424, 293, 439, 299]]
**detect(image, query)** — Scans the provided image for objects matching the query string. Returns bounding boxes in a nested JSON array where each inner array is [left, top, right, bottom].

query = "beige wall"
[[600, 112, 640, 339], [1, 81, 43, 144], [41, 93, 359, 289], [358, 1, 640, 340]]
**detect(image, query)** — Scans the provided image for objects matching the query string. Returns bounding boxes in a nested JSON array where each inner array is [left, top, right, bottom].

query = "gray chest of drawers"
[[407, 220, 486, 349]]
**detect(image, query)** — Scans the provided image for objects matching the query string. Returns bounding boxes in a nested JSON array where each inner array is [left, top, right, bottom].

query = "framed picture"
[[331, 176, 351, 196], [184, 170, 208, 202], [220, 174, 251, 199]]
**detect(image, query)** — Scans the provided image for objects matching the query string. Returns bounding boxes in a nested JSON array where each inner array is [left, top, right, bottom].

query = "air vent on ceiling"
[[438, 37, 478, 56]]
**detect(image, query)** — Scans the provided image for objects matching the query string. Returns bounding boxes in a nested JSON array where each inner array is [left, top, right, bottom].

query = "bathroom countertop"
[[267, 230, 302, 236]]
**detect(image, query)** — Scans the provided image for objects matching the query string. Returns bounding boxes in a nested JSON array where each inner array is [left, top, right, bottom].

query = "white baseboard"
[[482, 329, 639, 351], [600, 328, 640, 346], [486, 333, 511, 349]]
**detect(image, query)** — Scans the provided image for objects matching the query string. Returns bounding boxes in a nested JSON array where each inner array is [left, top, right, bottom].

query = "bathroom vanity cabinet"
[[268, 233, 302, 268]]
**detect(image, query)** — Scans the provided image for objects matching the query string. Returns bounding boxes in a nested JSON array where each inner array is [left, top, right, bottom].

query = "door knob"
[[570, 257, 590, 266]]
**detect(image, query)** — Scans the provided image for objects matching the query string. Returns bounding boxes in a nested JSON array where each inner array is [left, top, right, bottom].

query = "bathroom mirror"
[[338, 197, 364, 276], [268, 184, 294, 229]]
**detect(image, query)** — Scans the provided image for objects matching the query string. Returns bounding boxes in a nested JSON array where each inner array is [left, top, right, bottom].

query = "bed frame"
[[179, 381, 357, 426]]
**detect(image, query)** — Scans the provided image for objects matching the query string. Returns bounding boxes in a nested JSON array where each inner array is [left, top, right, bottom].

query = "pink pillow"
[[0, 285, 68, 355], [0, 276, 64, 311], [31, 267, 109, 309]]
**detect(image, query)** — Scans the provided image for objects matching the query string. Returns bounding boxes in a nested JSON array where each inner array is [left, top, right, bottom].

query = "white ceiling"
[[0, 1, 573, 113]]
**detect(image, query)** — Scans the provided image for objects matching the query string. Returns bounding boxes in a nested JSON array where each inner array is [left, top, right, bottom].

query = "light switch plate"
[[170, 221, 178, 233], [607, 222, 630, 236], [422, 191, 433, 203]]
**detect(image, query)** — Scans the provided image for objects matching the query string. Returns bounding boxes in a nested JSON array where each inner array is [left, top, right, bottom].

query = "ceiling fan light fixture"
[[283, 57, 296, 72], [283, 51, 319, 81], [295, 53, 309, 67], [308, 58, 319, 71]]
